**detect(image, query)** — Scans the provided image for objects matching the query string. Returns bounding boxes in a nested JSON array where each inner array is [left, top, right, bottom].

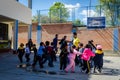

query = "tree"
[[73, 19, 85, 27], [32, 15, 50, 23], [99, 0, 120, 26], [49, 2, 69, 23], [32, 15, 38, 22]]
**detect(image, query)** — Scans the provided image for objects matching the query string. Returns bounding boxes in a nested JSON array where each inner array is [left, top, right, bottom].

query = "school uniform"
[[59, 48, 68, 70], [17, 47, 25, 63], [81, 48, 95, 74], [32, 46, 44, 68], [94, 50, 104, 73], [25, 47, 31, 62]]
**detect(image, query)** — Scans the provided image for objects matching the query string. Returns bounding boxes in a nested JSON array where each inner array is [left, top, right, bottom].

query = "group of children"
[[17, 40, 57, 68], [59, 40, 104, 74], [17, 43, 31, 64], [17, 39, 104, 74]]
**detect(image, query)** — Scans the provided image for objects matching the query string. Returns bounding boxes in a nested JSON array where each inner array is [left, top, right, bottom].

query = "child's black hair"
[[72, 45, 76, 49], [26, 43, 28, 46], [45, 41, 50, 46], [73, 32, 77, 35], [40, 42, 44, 46], [51, 42, 54, 46], [70, 45, 76, 53], [79, 43, 83, 47], [85, 44, 92, 49]]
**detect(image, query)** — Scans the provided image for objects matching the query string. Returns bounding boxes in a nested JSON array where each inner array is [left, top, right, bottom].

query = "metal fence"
[[36, 5, 120, 27]]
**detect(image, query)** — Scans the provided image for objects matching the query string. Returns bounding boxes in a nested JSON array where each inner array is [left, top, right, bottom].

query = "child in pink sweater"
[[81, 44, 95, 74], [65, 45, 82, 73]]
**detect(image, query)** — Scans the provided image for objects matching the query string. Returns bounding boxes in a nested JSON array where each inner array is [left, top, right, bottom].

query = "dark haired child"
[[32, 42, 45, 69], [94, 44, 104, 73], [79, 43, 84, 67], [65, 45, 82, 73], [25, 43, 31, 64], [81, 44, 95, 74], [51, 42, 57, 62], [32, 44, 37, 62], [42, 41, 53, 67], [17, 43, 25, 63], [59, 45, 69, 70]]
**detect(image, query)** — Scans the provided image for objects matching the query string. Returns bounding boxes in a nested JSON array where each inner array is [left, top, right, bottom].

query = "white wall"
[[0, 0, 32, 24]]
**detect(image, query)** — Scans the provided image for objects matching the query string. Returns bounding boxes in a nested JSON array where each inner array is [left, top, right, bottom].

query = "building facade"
[[0, 0, 32, 51]]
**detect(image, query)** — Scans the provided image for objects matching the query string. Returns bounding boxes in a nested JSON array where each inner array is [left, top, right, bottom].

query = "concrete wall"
[[18, 23, 119, 50], [0, 0, 31, 24]]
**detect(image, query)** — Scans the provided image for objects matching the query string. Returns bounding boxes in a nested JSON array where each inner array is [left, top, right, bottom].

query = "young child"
[[65, 45, 82, 73], [81, 44, 95, 74], [42, 41, 54, 67], [25, 43, 31, 64], [59, 44, 69, 70], [32, 42, 45, 68], [32, 44, 37, 62], [79, 43, 84, 53], [94, 44, 104, 73], [79, 43, 84, 67], [17, 43, 25, 63], [51, 42, 57, 62]]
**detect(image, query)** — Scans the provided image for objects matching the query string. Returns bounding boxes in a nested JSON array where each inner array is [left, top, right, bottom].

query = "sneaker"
[[98, 69, 102, 73], [96, 69, 100, 73], [81, 70, 86, 73]]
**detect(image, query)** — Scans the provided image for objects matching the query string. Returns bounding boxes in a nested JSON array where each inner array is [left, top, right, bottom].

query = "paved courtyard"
[[0, 51, 120, 80]]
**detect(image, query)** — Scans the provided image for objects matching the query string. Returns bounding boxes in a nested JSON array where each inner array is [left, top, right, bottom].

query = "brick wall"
[[18, 23, 119, 50]]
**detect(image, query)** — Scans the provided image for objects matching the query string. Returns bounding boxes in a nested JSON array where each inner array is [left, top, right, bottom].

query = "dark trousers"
[[25, 54, 30, 62], [18, 53, 24, 63], [82, 60, 90, 73], [94, 54, 103, 72], [33, 55, 37, 62], [42, 54, 53, 67], [75, 55, 79, 65], [32, 56, 43, 68], [60, 57, 67, 70]]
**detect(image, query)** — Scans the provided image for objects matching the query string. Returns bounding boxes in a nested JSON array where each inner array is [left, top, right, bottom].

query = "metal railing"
[[34, 5, 120, 27]]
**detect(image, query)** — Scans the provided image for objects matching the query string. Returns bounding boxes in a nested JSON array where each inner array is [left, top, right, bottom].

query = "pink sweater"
[[68, 49, 82, 60], [81, 48, 95, 61]]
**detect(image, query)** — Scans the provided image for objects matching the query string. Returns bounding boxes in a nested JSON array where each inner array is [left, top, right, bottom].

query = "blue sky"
[[19, 0, 99, 24], [19, 0, 99, 15]]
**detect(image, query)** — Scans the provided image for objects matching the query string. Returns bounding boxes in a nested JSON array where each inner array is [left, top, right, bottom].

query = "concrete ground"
[[0, 51, 120, 80]]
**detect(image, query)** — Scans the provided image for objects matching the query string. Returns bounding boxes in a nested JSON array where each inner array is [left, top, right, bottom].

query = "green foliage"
[[73, 19, 85, 27], [32, 2, 69, 23], [99, 0, 120, 26], [32, 15, 38, 22], [49, 2, 69, 23], [32, 15, 50, 23]]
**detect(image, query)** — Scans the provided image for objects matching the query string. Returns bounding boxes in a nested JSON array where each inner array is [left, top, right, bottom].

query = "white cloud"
[[80, 9, 97, 17], [64, 3, 80, 8], [82, 18, 87, 22], [80, 9, 97, 24], [80, 9, 105, 24], [64, 3, 81, 18], [80, 9, 105, 17]]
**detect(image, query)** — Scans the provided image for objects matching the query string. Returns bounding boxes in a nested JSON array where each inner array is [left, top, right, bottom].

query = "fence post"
[[37, 10, 42, 45], [113, 28, 119, 51]]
